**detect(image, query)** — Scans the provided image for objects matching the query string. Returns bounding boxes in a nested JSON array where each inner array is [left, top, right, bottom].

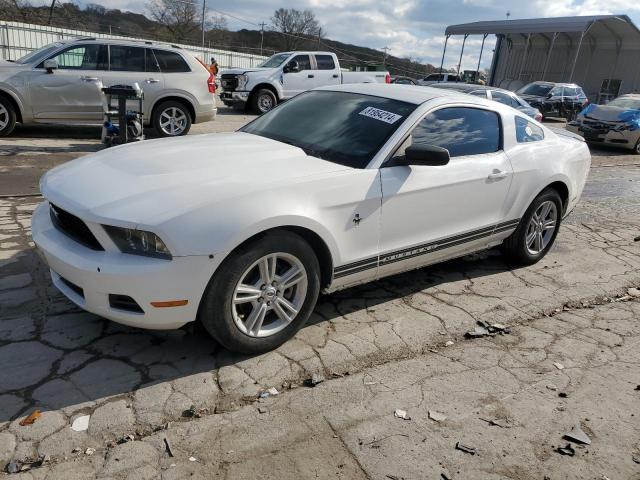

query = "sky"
[[67, 0, 640, 70]]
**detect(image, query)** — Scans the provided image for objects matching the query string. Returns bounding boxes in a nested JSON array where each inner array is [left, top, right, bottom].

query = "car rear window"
[[153, 49, 190, 73], [315, 55, 336, 70], [241, 90, 417, 169], [515, 116, 544, 143], [109, 45, 146, 72]]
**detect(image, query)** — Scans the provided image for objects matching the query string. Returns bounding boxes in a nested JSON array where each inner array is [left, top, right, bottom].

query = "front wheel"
[[152, 101, 192, 137], [199, 231, 320, 354], [0, 97, 17, 137], [502, 189, 563, 265], [250, 89, 277, 114]]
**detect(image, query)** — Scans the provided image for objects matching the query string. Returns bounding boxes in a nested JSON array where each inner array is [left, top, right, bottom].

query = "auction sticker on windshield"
[[359, 107, 403, 124]]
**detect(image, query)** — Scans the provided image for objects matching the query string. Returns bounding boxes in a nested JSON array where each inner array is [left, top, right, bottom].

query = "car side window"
[[109, 45, 145, 72], [43, 44, 108, 70], [145, 49, 161, 73], [392, 107, 501, 160], [291, 54, 311, 70], [515, 116, 544, 143], [550, 87, 564, 97], [152, 49, 190, 73], [315, 55, 335, 70], [490, 90, 513, 106]]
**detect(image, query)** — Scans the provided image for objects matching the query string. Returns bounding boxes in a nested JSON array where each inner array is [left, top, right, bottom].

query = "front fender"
[[0, 81, 29, 122]]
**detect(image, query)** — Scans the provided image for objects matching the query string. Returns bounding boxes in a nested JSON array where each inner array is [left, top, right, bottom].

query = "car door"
[[378, 106, 514, 278], [28, 43, 107, 122], [312, 54, 340, 88], [101, 45, 165, 117], [282, 54, 314, 98]]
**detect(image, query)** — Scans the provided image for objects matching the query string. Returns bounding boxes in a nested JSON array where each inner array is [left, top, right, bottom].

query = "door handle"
[[145, 78, 160, 83], [80, 76, 98, 82], [488, 170, 509, 180], [308, 74, 314, 78], [332, 74, 339, 78]]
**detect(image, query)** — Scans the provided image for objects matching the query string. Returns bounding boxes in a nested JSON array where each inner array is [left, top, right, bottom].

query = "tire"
[[633, 139, 640, 155], [199, 231, 320, 354], [251, 88, 277, 114], [0, 96, 17, 137], [502, 189, 563, 266], [152, 100, 192, 137]]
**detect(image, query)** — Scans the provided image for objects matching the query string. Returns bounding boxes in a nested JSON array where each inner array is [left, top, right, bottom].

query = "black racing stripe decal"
[[332, 219, 521, 278], [334, 256, 379, 274]]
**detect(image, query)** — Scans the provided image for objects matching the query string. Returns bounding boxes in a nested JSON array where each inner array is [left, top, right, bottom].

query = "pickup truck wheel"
[[152, 101, 191, 137], [501, 189, 562, 266], [251, 89, 277, 114], [0, 98, 17, 137], [200, 231, 320, 354]]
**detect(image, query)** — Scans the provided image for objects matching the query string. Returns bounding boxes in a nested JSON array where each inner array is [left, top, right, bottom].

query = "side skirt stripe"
[[332, 218, 521, 278]]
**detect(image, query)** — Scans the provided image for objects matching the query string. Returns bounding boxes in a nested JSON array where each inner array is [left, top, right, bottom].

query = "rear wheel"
[[633, 139, 640, 155], [152, 100, 192, 137], [502, 189, 563, 265], [0, 97, 17, 137], [251, 88, 277, 114], [199, 231, 320, 354]]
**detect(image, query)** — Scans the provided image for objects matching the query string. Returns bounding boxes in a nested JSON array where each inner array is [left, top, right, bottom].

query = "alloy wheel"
[[159, 107, 188, 136], [258, 94, 273, 113], [525, 200, 558, 255], [231, 252, 308, 338], [0, 104, 8, 131]]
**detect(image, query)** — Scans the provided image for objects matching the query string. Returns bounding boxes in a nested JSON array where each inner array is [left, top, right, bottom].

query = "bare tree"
[[271, 8, 320, 50], [147, 0, 200, 42], [0, 0, 31, 22]]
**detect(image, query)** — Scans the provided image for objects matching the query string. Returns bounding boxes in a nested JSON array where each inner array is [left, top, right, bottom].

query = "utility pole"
[[201, 0, 206, 48], [259, 22, 266, 56], [47, 0, 56, 25], [382, 46, 390, 66]]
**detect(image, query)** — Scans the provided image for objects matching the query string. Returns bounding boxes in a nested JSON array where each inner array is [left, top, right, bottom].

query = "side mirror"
[[44, 59, 58, 73], [546, 92, 553, 99], [388, 144, 450, 167], [284, 60, 299, 73]]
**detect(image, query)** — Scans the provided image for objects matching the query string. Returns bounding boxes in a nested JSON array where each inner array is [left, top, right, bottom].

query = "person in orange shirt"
[[210, 58, 219, 76]]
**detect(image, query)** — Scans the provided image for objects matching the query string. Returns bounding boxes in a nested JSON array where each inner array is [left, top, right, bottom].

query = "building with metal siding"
[[444, 15, 640, 103]]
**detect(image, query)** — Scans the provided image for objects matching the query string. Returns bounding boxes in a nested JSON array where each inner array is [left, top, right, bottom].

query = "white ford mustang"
[[32, 84, 591, 353]]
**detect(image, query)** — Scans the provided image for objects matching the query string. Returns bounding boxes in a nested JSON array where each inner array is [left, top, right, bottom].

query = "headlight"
[[103, 225, 172, 260], [237, 74, 248, 90]]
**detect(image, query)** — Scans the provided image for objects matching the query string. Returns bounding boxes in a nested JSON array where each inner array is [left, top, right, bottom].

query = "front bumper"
[[220, 91, 250, 107], [566, 123, 640, 149], [32, 202, 215, 330]]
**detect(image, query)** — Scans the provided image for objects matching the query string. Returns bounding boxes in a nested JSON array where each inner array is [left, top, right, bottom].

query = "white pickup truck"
[[219, 51, 390, 113]]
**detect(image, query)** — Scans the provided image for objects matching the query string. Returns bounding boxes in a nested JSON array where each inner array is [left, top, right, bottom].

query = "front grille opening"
[[50, 203, 104, 251], [60, 276, 84, 299], [109, 294, 144, 314]]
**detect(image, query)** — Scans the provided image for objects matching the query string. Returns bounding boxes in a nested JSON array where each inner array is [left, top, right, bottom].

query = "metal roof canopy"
[[445, 15, 639, 37], [439, 15, 640, 88]]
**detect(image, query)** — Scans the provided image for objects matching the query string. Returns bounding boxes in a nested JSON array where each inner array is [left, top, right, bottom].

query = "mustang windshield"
[[258, 53, 291, 68], [241, 91, 417, 168]]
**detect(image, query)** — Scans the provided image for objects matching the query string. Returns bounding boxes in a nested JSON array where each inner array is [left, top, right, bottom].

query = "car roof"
[[62, 36, 184, 52], [527, 81, 583, 88], [316, 83, 487, 105]]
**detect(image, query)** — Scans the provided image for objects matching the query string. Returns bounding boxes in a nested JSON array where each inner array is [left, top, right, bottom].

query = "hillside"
[[0, 2, 441, 77]]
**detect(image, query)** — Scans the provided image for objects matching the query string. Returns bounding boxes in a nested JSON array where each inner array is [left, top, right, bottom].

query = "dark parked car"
[[567, 94, 640, 154], [390, 76, 418, 85], [517, 82, 588, 121], [430, 83, 542, 121]]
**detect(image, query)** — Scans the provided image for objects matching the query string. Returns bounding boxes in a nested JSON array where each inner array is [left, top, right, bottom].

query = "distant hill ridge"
[[0, 2, 439, 77]]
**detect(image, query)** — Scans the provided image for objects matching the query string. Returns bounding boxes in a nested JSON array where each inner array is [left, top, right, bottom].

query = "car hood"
[[40, 132, 348, 226], [580, 103, 640, 123], [220, 67, 274, 75]]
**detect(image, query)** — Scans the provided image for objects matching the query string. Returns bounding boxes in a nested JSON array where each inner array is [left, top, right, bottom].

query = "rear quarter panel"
[[503, 123, 590, 220]]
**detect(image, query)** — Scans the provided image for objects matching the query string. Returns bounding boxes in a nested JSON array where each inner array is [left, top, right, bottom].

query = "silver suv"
[[0, 38, 216, 137]]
